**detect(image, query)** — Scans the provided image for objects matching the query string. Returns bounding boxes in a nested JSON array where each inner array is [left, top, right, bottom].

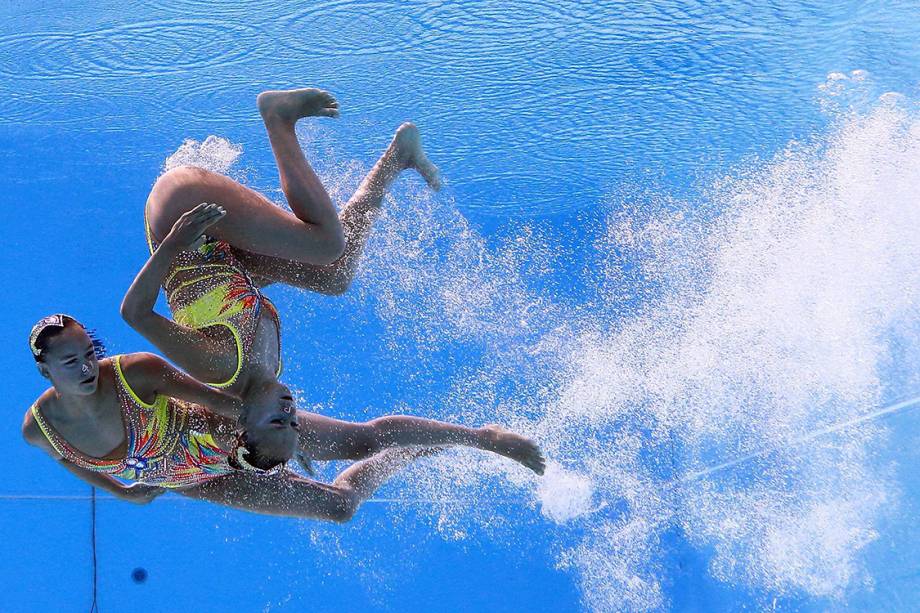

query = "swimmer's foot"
[[257, 88, 339, 123], [480, 424, 546, 475], [391, 122, 442, 191]]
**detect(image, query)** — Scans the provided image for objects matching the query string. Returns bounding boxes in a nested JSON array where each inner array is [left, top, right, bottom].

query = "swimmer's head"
[[30, 314, 107, 395], [232, 379, 299, 472]]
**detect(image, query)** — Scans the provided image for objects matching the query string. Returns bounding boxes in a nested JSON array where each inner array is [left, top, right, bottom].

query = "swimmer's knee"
[[321, 278, 351, 296], [307, 230, 346, 266], [152, 165, 200, 196], [162, 164, 209, 182], [328, 491, 359, 524]]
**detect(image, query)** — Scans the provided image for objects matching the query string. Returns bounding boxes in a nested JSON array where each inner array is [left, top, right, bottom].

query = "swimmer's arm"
[[122, 204, 237, 380], [121, 214, 236, 381], [21, 412, 162, 504], [122, 202, 218, 323], [59, 462, 163, 504], [120, 237, 180, 323], [123, 352, 244, 421], [120, 216, 195, 332]]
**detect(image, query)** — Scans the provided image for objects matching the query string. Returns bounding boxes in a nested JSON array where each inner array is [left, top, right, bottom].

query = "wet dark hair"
[[32, 317, 107, 363], [227, 430, 288, 472]]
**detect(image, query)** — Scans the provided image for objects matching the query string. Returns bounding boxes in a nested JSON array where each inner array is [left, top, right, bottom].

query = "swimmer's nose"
[[81, 363, 91, 375]]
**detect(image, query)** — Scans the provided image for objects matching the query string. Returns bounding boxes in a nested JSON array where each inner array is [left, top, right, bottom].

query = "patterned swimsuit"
[[31, 356, 234, 488], [145, 210, 282, 388]]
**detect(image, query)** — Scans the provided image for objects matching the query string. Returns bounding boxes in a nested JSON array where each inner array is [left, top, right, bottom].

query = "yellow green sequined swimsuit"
[[145, 211, 282, 388], [31, 356, 234, 488]]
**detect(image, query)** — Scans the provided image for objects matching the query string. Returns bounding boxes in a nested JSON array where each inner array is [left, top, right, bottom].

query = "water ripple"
[[414, 0, 577, 44], [276, 0, 437, 57], [0, 89, 125, 126], [0, 19, 267, 80], [153, 76, 265, 125], [141, 0, 284, 19]]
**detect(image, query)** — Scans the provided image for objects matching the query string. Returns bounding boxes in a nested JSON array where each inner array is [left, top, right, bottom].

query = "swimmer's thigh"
[[297, 412, 378, 461], [147, 166, 316, 260], [177, 471, 350, 520]]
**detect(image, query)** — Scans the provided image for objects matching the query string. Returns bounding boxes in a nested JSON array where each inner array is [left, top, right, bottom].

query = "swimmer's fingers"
[[191, 202, 226, 229], [186, 202, 225, 223], [185, 204, 226, 248], [165, 203, 226, 250], [178, 201, 221, 223], [175, 203, 224, 232]]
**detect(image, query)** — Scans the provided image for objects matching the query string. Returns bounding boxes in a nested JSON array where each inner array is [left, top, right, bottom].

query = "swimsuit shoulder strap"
[[29, 403, 75, 459], [113, 355, 160, 410]]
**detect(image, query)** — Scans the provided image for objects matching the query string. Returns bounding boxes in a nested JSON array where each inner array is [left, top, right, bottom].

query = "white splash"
[[536, 462, 596, 523], [352, 74, 920, 610], [163, 76, 920, 610], [163, 135, 243, 175]]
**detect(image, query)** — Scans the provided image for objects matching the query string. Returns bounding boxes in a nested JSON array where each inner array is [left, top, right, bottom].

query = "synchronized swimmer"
[[23, 88, 545, 522]]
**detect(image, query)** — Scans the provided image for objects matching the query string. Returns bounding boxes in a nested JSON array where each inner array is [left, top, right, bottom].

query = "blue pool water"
[[3, 1, 920, 611]]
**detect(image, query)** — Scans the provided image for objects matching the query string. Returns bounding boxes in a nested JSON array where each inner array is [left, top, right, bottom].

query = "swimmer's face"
[[240, 380, 299, 464], [37, 325, 100, 395]]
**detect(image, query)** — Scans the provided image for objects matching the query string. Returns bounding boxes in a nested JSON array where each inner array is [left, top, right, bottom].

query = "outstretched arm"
[[120, 352, 243, 421], [121, 203, 235, 383], [59, 460, 164, 504]]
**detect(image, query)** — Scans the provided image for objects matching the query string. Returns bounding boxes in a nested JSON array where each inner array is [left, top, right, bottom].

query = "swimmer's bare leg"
[[236, 122, 441, 294], [178, 447, 436, 521], [297, 412, 546, 475], [256, 88, 344, 261], [256, 88, 342, 232], [146, 88, 345, 265]]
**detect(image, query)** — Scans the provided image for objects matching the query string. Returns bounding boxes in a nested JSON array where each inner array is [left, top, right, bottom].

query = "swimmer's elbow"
[[328, 491, 359, 524], [119, 299, 133, 323], [329, 505, 356, 524], [120, 298, 148, 327]]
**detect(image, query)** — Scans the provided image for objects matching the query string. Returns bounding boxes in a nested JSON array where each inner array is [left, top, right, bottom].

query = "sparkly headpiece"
[[29, 314, 107, 360]]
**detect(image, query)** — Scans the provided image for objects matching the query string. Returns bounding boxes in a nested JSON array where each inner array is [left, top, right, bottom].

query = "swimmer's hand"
[[124, 483, 167, 505], [162, 202, 226, 251], [295, 450, 315, 476]]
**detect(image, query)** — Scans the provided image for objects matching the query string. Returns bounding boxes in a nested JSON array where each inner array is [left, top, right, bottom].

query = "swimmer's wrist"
[[157, 235, 184, 255]]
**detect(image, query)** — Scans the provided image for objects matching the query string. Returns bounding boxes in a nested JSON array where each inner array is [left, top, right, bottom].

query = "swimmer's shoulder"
[[114, 352, 170, 405], [22, 388, 58, 451]]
